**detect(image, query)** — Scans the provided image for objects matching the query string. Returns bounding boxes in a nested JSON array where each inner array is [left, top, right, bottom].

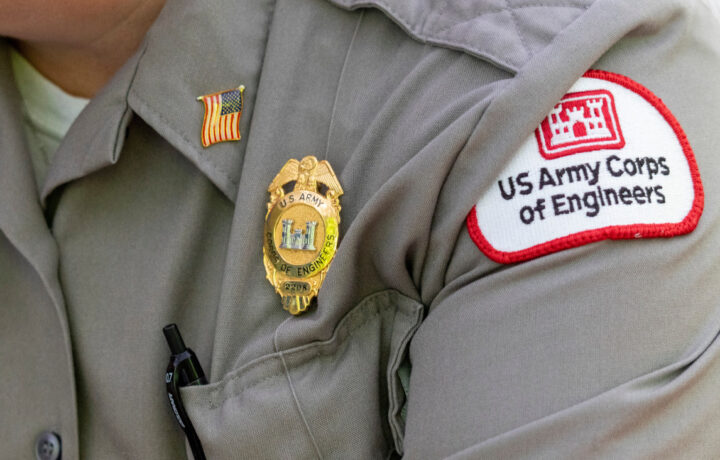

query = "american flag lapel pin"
[[197, 85, 245, 147]]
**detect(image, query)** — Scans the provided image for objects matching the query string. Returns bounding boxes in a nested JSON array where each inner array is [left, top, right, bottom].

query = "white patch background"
[[473, 75, 696, 254]]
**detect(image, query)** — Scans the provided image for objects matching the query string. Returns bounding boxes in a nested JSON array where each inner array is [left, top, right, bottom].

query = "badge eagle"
[[263, 156, 343, 315]]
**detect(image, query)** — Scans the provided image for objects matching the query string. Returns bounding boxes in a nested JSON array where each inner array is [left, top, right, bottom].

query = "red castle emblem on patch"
[[535, 89, 625, 159]]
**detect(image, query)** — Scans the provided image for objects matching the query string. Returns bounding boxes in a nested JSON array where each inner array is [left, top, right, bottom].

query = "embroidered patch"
[[468, 70, 703, 264], [536, 89, 624, 158]]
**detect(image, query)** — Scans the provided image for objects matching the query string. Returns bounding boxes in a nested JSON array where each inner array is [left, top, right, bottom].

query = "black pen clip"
[[164, 324, 207, 460]]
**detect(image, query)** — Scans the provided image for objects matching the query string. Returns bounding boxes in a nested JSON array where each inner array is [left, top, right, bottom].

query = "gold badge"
[[263, 156, 343, 315]]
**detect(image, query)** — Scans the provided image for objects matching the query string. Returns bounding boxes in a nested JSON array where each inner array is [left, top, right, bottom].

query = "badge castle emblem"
[[263, 156, 343, 315]]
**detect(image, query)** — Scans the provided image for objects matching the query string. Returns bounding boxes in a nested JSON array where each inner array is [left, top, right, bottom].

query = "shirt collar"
[[40, 43, 143, 205], [42, 0, 594, 205], [123, 0, 275, 203], [0, 41, 65, 305], [42, 0, 275, 205]]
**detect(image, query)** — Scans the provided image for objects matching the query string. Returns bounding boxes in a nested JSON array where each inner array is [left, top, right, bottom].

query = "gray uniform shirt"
[[2, 0, 720, 458]]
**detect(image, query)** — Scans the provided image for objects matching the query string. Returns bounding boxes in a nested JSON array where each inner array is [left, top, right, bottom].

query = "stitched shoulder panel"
[[328, 0, 595, 72]]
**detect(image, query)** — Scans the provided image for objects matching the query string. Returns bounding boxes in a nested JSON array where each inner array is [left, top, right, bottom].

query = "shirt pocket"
[[180, 290, 423, 459]]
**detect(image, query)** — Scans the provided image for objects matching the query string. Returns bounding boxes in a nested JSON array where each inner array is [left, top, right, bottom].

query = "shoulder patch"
[[467, 70, 703, 264]]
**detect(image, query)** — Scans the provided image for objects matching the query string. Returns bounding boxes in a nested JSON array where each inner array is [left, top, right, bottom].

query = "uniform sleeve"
[[402, 3, 720, 458]]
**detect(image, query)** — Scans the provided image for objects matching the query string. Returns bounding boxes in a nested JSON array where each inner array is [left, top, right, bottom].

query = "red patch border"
[[535, 89, 625, 159], [467, 69, 704, 264]]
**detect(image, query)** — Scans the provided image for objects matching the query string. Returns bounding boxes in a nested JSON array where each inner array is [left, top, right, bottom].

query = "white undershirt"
[[10, 48, 90, 194]]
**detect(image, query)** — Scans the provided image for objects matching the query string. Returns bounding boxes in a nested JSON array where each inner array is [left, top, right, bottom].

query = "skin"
[[0, 0, 166, 98]]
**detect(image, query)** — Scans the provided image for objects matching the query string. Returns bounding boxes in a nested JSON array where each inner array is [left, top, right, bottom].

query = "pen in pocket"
[[164, 323, 207, 460]]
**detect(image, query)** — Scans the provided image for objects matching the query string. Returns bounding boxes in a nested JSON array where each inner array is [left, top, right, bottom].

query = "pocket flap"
[[181, 290, 423, 458]]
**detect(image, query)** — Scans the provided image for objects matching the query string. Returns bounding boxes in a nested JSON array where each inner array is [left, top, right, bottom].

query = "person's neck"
[[14, 1, 164, 99]]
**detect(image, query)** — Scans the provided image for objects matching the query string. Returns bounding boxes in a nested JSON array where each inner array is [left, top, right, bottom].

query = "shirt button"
[[35, 431, 61, 460]]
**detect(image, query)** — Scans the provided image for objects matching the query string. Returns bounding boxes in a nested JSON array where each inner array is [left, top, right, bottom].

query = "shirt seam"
[[337, 0, 591, 73]]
